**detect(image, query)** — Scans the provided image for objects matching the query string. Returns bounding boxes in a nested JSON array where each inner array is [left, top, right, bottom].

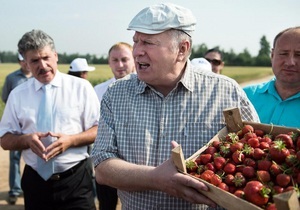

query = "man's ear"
[[177, 40, 190, 61]]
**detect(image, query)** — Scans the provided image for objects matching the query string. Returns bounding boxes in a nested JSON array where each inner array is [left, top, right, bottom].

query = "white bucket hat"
[[69, 58, 95, 72]]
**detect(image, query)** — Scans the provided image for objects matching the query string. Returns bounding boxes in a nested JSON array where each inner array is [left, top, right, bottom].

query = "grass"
[[0, 63, 273, 118]]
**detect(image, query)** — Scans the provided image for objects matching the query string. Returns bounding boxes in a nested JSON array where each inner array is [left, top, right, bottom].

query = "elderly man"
[[0, 29, 99, 210], [92, 3, 259, 210]]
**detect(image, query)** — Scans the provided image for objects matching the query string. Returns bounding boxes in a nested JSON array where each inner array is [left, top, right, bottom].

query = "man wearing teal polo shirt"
[[244, 26, 300, 128]]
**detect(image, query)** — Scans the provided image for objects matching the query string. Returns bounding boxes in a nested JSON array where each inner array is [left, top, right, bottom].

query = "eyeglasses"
[[205, 58, 222, 66]]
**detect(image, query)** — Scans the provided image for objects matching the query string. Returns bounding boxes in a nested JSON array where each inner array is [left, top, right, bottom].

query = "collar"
[[34, 70, 62, 91], [135, 61, 193, 95]]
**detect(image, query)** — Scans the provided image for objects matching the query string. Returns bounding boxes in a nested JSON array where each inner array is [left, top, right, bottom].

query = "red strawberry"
[[244, 181, 270, 207], [248, 137, 260, 148], [204, 146, 217, 155], [200, 170, 214, 182], [276, 173, 291, 187], [257, 170, 271, 183], [223, 162, 236, 174], [232, 150, 245, 164], [214, 156, 226, 170], [254, 129, 265, 137], [242, 166, 256, 179], [244, 157, 257, 168], [224, 174, 235, 186], [253, 148, 266, 160], [242, 124, 254, 135], [211, 174, 222, 186], [198, 153, 212, 165], [269, 141, 290, 164], [270, 162, 283, 176], [275, 134, 294, 149], [186, 160, 198, 173], [233, 172, 246, 188], [257, 159, 272, 171], [217, 182, 229, 191]]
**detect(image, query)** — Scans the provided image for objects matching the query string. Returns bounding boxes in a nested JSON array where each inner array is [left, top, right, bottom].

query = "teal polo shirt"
[[243, 78, 300, 128]]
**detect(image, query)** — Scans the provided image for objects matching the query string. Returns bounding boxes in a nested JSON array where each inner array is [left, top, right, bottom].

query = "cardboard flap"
[[171, 145, 187, 173], [273, 190, 299, 210], [223, 107, 243, 132]]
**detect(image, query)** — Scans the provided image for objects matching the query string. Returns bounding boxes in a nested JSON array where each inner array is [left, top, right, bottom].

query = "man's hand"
[[43, 132, 72, 161], [151, 141, 217, 207]]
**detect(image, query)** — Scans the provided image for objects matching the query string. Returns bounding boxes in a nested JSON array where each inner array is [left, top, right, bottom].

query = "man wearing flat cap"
[[92, 3, 258, 210]]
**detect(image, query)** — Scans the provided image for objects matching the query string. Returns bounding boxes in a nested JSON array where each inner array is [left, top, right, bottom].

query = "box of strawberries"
[[172, 107, 300, 210]]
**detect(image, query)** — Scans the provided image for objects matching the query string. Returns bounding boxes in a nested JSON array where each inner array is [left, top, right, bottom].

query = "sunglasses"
[[205, 58, 222, 66]]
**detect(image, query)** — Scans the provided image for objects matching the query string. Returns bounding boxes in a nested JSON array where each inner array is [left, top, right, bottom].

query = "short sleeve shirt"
[[243, 78, 300, 128], [0, 71, 100, 172], [92, 63, 259, 210]]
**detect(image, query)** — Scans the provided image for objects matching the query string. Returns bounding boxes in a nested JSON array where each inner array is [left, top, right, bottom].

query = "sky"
[[1, 0, 299, 58]]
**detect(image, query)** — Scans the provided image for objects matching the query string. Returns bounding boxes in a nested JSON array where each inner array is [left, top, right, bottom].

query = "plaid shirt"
[[92, 62, 259, 210]]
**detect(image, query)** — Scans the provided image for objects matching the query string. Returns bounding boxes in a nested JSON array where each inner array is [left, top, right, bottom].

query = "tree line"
[[0, 36, 271, 67]]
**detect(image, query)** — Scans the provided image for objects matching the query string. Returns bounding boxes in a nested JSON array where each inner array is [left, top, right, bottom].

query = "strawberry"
[[270, 162, 283, 176], [244, 157, 257, 168], [186, 160, 198, 173], [257, 170, 271, 183], [204, 146, 217, 155], [224, 174, 235, 186], [242, 166, 256, 179], [269, 141, 290, 164], [200, 170, 214, 182], [211, 174, 222, 186], [230, 141, 244, 153], [253, 148, 266, 160], [248, 137, 260, 148], [232, 150, 245, 164], [214, 156, 226, 170], [242, 124, 254, 135], [233, 172, 246, 188], [223, 162, 236, 174], [254, 129, 265, 137], [257, 159, 272, 171], [275, 134, 294, 149], [276, 173, 291, 187], [217, 182, 229, 191], [233, 189, 245, 199], [204, 162, 216, 172], [244, 181, 270, 207], [197, 153, 212, 165]]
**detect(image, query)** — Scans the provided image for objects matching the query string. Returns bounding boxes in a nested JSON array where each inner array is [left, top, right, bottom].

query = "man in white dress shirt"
[[0, 29, 99, 210], [94, 42, 136, 102]]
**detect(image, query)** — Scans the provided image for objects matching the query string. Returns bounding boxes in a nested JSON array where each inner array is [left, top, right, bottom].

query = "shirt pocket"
[[55, 106, 81, 134], [115, 120, 154, 165]]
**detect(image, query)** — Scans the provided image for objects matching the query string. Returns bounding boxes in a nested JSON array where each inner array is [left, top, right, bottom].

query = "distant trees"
[[190, 35, 271, 67], [0, 36, 271, 66]]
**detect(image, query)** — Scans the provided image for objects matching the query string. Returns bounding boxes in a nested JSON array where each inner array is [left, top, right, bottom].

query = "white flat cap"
[[128, 3, 196, 36]]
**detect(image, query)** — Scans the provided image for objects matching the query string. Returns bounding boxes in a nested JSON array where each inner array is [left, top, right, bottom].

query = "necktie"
[[36, 84, 54, 181]]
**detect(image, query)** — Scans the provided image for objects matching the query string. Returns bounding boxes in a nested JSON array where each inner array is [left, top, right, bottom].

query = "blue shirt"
[[243, 78, 300, 128], [92, 62, 259, 210], [1, 69, 32, 103]]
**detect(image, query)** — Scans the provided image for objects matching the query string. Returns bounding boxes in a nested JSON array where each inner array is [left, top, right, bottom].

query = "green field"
[[0, 63, 273, 118]]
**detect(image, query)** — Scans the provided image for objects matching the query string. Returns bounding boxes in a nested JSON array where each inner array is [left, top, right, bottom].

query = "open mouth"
[[137, 62, 150, 70]]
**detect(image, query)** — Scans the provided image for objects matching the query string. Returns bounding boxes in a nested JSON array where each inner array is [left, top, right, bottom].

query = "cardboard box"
[[172, 107, 300, 210]]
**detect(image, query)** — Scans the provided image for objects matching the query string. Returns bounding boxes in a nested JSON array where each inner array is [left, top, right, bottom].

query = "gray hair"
[[18, 29, 56, 57], [167, 29, 193, 57]]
